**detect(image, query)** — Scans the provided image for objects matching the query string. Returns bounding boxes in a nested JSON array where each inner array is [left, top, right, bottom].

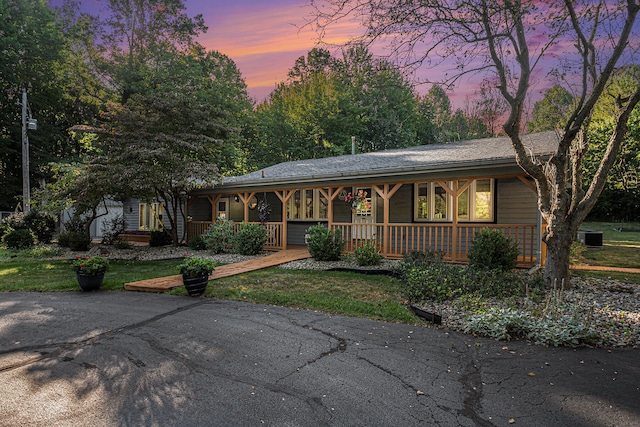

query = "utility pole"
[[22, 89, 30, 213]]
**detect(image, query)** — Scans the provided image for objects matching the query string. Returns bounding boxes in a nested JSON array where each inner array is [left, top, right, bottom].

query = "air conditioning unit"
[[577, 230, 603, 247]]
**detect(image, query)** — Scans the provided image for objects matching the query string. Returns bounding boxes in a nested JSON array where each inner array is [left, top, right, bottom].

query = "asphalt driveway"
[[0, 292, 638, 426]]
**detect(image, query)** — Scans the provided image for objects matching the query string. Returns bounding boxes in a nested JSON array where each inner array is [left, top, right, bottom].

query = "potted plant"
[[72, 255, 109, 291], [177, 255, 217, 296]]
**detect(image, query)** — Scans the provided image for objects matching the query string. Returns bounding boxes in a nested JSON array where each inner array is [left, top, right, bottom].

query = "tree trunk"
[[543, 227, 574, 289]]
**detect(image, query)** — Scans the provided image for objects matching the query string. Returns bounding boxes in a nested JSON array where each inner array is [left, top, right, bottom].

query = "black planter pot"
[[182, 274, 209, 296], [76, 272, 105, 292]]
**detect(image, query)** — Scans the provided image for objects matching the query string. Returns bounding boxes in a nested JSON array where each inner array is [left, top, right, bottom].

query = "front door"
[[352, 187, 375, 239]]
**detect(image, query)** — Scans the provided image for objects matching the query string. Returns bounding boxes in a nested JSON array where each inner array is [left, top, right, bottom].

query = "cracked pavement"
[[0, 292, 638, 426]]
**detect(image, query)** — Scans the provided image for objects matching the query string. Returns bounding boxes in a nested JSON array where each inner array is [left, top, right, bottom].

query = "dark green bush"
[[400, 259, 467, 303], [57, 231, 72, 248], [114, 239, 134, 249], [236, 223, 267, 255], [306, 223, 345, 261], [188, 234, 207, 251], [24, 209, 57, 243], [2, 228, 35, 250], [203, 218, 236, 253], [468, 228, 519, 272], [353, 241, 382, 266], [395, 252, 544, 303], [149, 230, 172, 247], [67, 232, 91, 251]]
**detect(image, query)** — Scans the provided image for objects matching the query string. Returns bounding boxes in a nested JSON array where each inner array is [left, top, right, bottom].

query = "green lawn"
[[1, 223, 639, 323], [169, 268, 415, 323], [0, 256, 183, 292], [573, 222, 640, 282]]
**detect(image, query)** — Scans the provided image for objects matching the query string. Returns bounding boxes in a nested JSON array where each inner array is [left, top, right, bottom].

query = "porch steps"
[[123, 248, 310, 293]]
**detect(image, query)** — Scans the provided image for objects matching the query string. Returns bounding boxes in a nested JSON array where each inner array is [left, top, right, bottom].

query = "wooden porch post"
[[207, 194, 222, 220], [318, 186, 344, 234], [237, 192, 256, 223], [275, 190, 296, 250], [437, 180, 473, 262], [372, 184, 402, 257]]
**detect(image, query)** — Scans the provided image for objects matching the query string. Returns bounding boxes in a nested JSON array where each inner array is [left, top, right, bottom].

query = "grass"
[[169, 268, 415, 323], [0, 254, 183, 292], [567, 222, 640, 283], [1, 222, 638, 323]]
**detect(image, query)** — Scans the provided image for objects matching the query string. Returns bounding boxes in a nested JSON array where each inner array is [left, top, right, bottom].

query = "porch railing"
[[188, 221, 539, 265], [187, 221, 283, 250], [332, 222, 539, 266]]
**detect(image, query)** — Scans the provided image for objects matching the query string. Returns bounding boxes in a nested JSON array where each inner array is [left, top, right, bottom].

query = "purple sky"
[[51, 1, 639, 109]]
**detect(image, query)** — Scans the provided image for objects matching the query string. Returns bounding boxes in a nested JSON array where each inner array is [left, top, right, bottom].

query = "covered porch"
[[187, 176, 545, 267]]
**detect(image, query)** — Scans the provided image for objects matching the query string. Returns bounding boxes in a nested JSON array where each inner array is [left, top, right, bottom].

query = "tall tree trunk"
[[543, 227, 574, 289]]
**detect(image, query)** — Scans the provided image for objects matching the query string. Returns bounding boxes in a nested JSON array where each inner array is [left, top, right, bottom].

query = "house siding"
[[287, 221, 325, 245], [122, 197, 186, 241], [123, 198, 139, 231], [496, 177, 537, 224], [389, 184, 413, 223]]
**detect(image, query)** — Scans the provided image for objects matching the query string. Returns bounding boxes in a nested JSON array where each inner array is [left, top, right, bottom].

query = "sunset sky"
[[53, 1, 639, 108], [186, 0, 367, 103]]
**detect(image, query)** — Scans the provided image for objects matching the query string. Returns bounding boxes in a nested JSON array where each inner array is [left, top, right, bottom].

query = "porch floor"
[[123, 247, 310, 293]]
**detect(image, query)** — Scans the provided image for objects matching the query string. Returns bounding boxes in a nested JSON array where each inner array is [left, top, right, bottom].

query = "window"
[[288, 189, 328, 220], [139, 202, 164, 230], [415, 182, 450, 221], [217, 199, 228, 219], [458, 179, 494, 222], [414, 179, 494, 222]]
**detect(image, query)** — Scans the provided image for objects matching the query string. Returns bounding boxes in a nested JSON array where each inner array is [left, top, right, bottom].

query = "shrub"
[[188, 234, 207, 251], [468, 228, 519, 272], [177, 256, 217, 277], [2, 228, 35, 250], [306, 223, 345, 261], [114, 239, 134, 249], [149, 230, 172, 247], [203, 218, 236, 253], [465, 308, 599, 346], [235, 223, 267, 255], [465, 308, 532, 341], [353, 241, 382, 266], [66, 231, 91, 251], [399, 260, 467, 303], [24, 209, 57, 243], [101, 214, 126, 245], [1, 212, 27, 230]]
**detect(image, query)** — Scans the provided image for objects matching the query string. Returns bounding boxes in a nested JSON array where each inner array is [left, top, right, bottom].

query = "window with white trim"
[[415, 182, 451, 221], [414, 179, 494, 222], [287, 189, 328, 220], [457, 179, 494, 221], [139, 202, 164, 230]]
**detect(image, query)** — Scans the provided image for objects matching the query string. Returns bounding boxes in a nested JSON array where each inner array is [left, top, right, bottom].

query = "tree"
[[585, 66, 640, 221], [311, 1, 640, 287], [92, 48, 249, 245], [527, 85, 575, 132], [0, 0, 66, 210], [249, 46, 428, 168]]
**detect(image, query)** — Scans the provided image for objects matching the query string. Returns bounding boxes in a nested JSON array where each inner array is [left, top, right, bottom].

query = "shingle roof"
[[217, 131, 559, 190]]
